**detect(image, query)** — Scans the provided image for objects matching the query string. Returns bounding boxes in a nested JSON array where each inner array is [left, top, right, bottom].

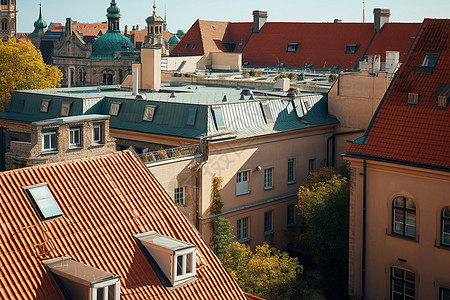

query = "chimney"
[[124, 25, 128, 34], [373, 8, 390, 32], [334, 19, 342, 23], [132, 67, 139, 96], [252, 10, 268, 33], [65, 18, 73, 36]]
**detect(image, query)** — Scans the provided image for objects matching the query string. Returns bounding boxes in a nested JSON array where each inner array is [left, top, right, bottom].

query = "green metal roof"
[[176, 29, 185, 36], [169, 35, 180, 45], [91, 32, 135, 59], [29, 6, 47, 36]]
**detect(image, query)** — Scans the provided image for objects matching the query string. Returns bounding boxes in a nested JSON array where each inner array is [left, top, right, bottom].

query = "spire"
[[30, 3, 47, 36], [153, 0, 156, 15], [106, 0, 121, 32], [362, 0, 366, 23]]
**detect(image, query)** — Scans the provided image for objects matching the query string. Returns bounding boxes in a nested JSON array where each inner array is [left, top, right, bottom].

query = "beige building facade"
[[0, 0, 16, 41]]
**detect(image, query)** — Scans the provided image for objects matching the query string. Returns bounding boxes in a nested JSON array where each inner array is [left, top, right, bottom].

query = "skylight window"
[[212, 106, 225, 129], [143, 105, 157, 122], [61, 102, 72, 117], [186, 108, 197, 126], [421, 52, 439, 67], [109, 102, 121, 116], [40, 99, 51, 113], [24, 183, 63, 220], [345, 44, 360, 54], [287, 43, 300, 53], [261, 102, 273, 123]]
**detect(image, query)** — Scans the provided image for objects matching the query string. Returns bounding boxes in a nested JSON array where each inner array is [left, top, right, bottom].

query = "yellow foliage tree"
[[0, 39, 62, 112]]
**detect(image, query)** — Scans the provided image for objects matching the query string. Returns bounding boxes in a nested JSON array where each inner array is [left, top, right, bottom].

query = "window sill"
[[237, 237, 251, 244], [287, 222, 296, 228], [264, 230, 274, 236], [264, 186, 274, 191], [90, 143, 105, 148], [436, 244, 450, 251], [68, 146, 83, 151], [41, 150, 58, 155], [236, 191, 250, 196], [287, 181, 296, 185], [387, 233, 418, 243]]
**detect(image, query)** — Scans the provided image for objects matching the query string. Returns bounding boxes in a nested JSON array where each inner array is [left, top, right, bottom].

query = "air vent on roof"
[[240, 89, 254, 96], [408, 93, 420, 105], [222, 95, 227, 102], [436, 84, 450, 109], [438, 96, 448, 108]]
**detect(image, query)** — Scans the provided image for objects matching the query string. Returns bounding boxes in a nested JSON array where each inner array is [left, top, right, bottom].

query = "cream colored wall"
[[141, 48, 162, 91], [210, 52, 242, 71], [346, 157, 450, 299], [163, 56, 203, 72]]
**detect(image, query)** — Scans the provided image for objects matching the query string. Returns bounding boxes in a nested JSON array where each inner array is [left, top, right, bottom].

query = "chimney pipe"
[[373, 8, 390, 32], [252, 10, 268, 33], [132, 67, 139, 96]]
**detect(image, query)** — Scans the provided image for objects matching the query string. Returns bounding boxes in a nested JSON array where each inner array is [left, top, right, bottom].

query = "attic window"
[[436, 84, 450, 109], [260, 102, 273, 123], [24, 183, 63, 221], [61, 102, 72, 117], [134, 231, 197, 287], [437, 96, 448, 108], [109, 103, 121, 116], [345, 44, 360, 54], [185, 43, 190, 49], [43, 257, 120, 300], [421, 52, 439, 67], [186, 108, 197, 126], [408, 93, 420, 105], [212, 106, 225, 130], [287, 43, 300, 53], [40, 99, 51, 113], [143, 105, 157, 122]]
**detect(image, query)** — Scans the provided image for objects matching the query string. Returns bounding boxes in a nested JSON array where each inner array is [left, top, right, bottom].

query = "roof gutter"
[[326, 129, 365, 167]]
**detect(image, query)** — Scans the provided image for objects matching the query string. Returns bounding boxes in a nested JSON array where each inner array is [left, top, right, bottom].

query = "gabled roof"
[[76, 22, 108, 37], [0, 150, 247, 299], [346, 19, 450, 170]]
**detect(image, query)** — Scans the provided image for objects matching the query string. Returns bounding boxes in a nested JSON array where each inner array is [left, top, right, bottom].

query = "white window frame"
[[237, 217, 249, 242], [264, 168, 273, 190], [42, 131, 57, 151], [236, 171, 250, 195], [93, 124, 103, 144], [174, 187, 184, 205], [69, 127, 81, 148], [287, 158, 295, 184], [174, 248, 196, 283], [91, 279, 120, 300]]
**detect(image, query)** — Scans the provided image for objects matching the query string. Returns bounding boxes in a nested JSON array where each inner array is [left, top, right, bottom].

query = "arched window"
[[1, 19, 7, 31], [442, 207, 450, 246], [78, 68, 86, 84], [393, 196, 416, 238]]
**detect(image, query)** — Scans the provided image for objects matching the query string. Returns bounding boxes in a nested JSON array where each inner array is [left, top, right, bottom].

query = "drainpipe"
[[326, 129, 365, 167], [361, 159, 367, 299]]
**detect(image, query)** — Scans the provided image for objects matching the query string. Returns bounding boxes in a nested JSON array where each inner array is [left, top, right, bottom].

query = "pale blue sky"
[[19, 0, 450, 33]]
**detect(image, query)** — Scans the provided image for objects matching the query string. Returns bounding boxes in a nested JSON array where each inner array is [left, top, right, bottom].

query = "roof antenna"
[[362, 0, 365, 23]]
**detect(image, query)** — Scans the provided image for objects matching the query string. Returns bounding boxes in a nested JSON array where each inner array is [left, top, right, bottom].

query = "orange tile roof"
[[76, 22, 108, 36], [347, 19, 450, 169], [0, 150, 247, 299], [245, 293, 266, 300], [125, 29, 174, 47]]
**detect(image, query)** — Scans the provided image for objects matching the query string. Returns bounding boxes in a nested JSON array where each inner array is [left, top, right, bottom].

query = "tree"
[[223, 242, 302, 300], [209, 175, 234, 260], [297, 166, 349, 298], [0, 39, 62, 112]]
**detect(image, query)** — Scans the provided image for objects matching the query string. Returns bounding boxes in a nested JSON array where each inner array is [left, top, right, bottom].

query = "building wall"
[[0, 0, 16, 41], [346, 157, 450, 299]]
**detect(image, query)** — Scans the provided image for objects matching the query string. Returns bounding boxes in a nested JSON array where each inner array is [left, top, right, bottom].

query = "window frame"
[[143, 105, 157, 122], [42, 130, 57, 151], [23, 183, 63, 221], [421, 51, 440, 67], [286, 43, 300, 53], [391, 267, 415, 300], [174, 187, 184, 205], [392, 196, 416, 238], [92, 279, 120, 300], [69, 127, 82, 148], [442, 207, 450, 247], [237, 217, 249, 242], [60, 102, 72, 117], [441, 287, 450, 300], [109, 103, 121, 116], [264, 167, 274, 190], [40, 99, 51, 113], [264, 211, 273, 235], [174, 249, 195, 283], [186, 108, 197, 126], [309, 158, 316, 174], [236, 170, 250, 195], [212, 106, 226, 130], [345, 44, 360, 54], [287, 158, 295, 184], [287, 204, 296, 227], [92, 123, 103, 145]]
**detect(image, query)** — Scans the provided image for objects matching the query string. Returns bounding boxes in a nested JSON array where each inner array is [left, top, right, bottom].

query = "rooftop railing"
[[139, 144, 201, 163]]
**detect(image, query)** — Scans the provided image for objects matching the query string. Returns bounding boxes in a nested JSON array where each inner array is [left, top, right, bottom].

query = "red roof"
[[347, 19, 450, 169], [76, 23, 108, 36], [0, 150, 246, 299]]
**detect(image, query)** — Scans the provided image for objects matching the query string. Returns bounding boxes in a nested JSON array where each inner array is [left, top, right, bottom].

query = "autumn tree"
[[209, 175, 234, 260], [223, 242, 302, 300], [0, 39, 62, 112], [297, 166, 349, 298]]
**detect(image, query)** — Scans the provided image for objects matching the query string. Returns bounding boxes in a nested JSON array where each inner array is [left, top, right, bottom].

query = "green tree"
[[223, 242, 302, 300], [0, 39, 62, 112], [297, 166, 349, 297], [209, 175, 234, 260]]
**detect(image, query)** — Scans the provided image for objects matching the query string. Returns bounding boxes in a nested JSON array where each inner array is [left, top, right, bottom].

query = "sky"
[[18, 0, 450, 33]]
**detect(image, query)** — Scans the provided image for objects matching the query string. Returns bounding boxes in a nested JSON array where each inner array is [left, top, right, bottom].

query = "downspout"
[[326, 129, 365, 167], [362, 159, 367, 299]]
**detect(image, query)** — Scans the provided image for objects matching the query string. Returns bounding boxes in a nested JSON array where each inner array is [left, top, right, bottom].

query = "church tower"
[[28, 4, 47, 48], [143, 1, 168, 56], [0, 0, 17, 41]]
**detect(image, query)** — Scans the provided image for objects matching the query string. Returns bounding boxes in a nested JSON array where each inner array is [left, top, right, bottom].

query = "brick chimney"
[[373, 8, 390, 32], [252, 10, 268, 33]]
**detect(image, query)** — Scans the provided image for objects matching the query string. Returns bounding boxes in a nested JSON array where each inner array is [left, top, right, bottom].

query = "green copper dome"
[[29, 5, 47, 36], [107, 4, 120, 14], [169, 35, 180, 45], [176, 29, 185, 36], [91, 32, 135, 59]]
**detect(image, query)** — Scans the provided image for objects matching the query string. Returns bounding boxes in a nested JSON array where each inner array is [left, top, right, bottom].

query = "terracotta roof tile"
[[0, 150, 246, 299], [76, 23, 108, 37], [347, 19, 450, 169]]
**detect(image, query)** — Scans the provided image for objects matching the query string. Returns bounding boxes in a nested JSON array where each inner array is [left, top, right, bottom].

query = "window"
[[408, 93, 419, 105], [174, 187, 184, 205], [42, 131, 57, 151], [287, 204, 296, 227], [176, 252, 194, 281], [391, 267, 415, 300], [264, 168, 273, 189], [261, 102, 273, 123], [93, 124, 102, 144], [287, 43, 300, 53], [143, 105, 157, 122], [40, 99, 51, 113], [441, 288, 450, 300], [69, 127, 81, 148], [93, 281, 120, 300], [212, 106, 225, 129], [24, 183, 63, 220], [345, 44, 360, 54], [442, 207, 450, 246], [264, 211, 273, 234], [109, 103, 121, 116], [309, 159, 316, 173], [237, 217, 249, 241], [186, 108, 197, 126], [236, 171, 250, 195], [421, 52, 439, 67], [0, 0, 7, 6], [61, 102, 72, 117], [287, 158, 295, 184], [438, 96, 449, 108], [393, 196, 416, 238], [1, 19, 7, 31]]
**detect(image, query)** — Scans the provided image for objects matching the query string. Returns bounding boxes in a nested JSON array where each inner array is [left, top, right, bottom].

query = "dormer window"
[[109, 102, 121, 116], [408, 93, 420, 105], [287, 43, 300, 53], [345, 44, 360, 54], [134, 231, 197, 287], [40, 99, 51, 113], [436, 83, 450, 109], [24, 183, 63, 221], [43, 257, 120, 300], [143, 105, 157, 122], [61, 102, 72, 117]]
